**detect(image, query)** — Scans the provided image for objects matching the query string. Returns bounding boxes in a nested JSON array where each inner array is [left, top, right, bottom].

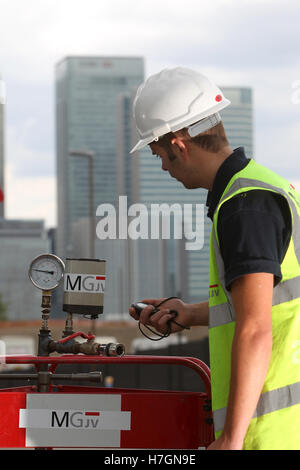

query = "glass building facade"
[[187, 86, 254, 303], [0, 220, 50, 320], [221, 87, 253, 157], [129, 86, 253, 304], [55, 57, 144, 258]]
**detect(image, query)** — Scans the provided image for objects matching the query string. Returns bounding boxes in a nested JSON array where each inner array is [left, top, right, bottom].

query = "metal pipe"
[[0, 374, 38, 380], [2, 355, 212, 396], [47, 340, 125, 357], [0, 371, 102, 383]]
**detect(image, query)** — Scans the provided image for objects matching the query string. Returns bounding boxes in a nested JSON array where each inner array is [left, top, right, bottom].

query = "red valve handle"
[[58, 332, 95, 344]]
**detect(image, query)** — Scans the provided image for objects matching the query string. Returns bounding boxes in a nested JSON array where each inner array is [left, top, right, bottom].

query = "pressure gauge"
[[29, 254, 65, 291]]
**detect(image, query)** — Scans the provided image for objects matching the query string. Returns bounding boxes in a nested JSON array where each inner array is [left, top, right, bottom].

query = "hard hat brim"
[[130, 136, 155, 154]]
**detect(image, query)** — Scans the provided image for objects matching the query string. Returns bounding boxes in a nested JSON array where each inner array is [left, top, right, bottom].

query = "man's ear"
[[171, 137, 187, 154], [170, 137, 189, 159]]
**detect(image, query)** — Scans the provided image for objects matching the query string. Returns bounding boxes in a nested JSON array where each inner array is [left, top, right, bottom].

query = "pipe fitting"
[[80, 341, 125, 357], [47, 339, 125, 357], [103, 343, 125, 357]]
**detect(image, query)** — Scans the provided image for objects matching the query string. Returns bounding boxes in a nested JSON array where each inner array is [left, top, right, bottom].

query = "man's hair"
[[157, 121, 229, 155]]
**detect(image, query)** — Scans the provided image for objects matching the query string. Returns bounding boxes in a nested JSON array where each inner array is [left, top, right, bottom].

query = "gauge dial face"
[[29, 254, 65, 291]]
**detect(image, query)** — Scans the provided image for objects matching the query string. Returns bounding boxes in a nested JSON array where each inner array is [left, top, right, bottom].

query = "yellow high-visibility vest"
[[209, 159, 300, 450]]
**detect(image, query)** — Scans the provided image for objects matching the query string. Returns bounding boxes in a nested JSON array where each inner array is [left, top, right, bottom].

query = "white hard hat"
[[130, 67, 230, 154]]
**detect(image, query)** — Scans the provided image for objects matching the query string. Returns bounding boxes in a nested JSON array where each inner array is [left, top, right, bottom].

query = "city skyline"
[[1, 60, 300, 228], [0, 0, 300, 227]]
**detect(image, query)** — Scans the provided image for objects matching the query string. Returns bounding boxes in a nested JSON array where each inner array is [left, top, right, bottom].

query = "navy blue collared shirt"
[[206, 148, 292, 290]]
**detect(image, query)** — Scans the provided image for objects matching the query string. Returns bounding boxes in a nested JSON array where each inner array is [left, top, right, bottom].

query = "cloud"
[[0, 0, 300, 223], [6, 125, 54, 178], [4, 162, 56, 227], [255, 119, 300, 177], [1, 0, 300, 81]]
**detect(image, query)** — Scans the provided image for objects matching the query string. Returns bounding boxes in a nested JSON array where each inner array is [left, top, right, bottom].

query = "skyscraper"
[[0, 77, 5, 218], [0, 219, 49, 320], [187, 86, 253, 303], [221, 87, 253, 157], [55, 56, 144, 259], [124, 86, 253, 305]]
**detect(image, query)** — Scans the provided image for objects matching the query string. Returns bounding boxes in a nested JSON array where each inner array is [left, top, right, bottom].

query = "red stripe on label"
[[85, 412, 100, 416], [209, 284, 218, 288], [96, 276, 106, 280]]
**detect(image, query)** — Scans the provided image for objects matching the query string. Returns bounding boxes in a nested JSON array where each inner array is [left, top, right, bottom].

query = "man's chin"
[[178, 179, 190, 188], [181, 180, 200, 190], [173, 176, 195, 189]]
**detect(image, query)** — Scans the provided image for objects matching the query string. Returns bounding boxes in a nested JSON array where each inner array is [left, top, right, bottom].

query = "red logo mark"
[[85, 412, 100, 416], [215, 94, 222, 102]]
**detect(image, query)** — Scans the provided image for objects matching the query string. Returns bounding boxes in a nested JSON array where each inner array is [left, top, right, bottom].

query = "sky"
[[0, 0, 300, 227]]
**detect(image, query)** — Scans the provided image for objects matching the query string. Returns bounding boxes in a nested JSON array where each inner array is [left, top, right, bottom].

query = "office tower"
[[221, 87, 253, 157], [129, 134, 208, 304], [0, 77, 5, 218], [185, 86, 254, 303], [0, 220, 50, 320], [124, 86, 253, 305], [115, 91, 206, 305], [55, 56, 144, 260], [115, 93, 173, 309]]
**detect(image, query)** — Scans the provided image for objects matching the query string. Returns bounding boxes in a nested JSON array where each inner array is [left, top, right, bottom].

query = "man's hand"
[[129, 297, 191, 335], [206, 434, 243, 450]]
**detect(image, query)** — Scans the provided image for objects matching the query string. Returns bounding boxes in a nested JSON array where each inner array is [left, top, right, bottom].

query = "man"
[[129, 67, 300, 450]]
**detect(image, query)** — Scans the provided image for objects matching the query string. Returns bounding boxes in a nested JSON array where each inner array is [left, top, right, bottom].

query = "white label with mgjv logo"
[[64, 273, 106, 293], [19, 394, 130, 448]]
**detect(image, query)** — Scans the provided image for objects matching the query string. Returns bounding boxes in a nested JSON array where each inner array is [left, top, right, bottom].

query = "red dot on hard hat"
[[215, 94, 222, 102]]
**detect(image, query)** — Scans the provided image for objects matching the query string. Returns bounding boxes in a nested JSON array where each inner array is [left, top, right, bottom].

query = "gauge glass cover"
[[29, 254, 65, 290]]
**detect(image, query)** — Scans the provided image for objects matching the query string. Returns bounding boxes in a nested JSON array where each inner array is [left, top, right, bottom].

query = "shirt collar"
[[206, 147, 251, 220]]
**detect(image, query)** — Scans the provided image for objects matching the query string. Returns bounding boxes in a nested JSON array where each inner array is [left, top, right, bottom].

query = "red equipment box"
[[0, 355, 214, 449]]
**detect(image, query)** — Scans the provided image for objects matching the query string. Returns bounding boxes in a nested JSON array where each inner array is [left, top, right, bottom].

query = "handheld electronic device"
[[131, 302, 158, 317]]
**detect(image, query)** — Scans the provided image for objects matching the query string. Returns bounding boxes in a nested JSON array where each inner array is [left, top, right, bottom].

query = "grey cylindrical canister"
[[63, 258, 106, 317]]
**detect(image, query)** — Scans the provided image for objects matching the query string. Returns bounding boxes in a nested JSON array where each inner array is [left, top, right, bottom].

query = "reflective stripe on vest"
[[210, 274, 300, 328], [213, 380, 300, 433]]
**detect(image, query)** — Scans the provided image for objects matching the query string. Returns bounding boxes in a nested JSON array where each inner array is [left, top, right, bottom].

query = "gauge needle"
[[33, 269, 55, 275]]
